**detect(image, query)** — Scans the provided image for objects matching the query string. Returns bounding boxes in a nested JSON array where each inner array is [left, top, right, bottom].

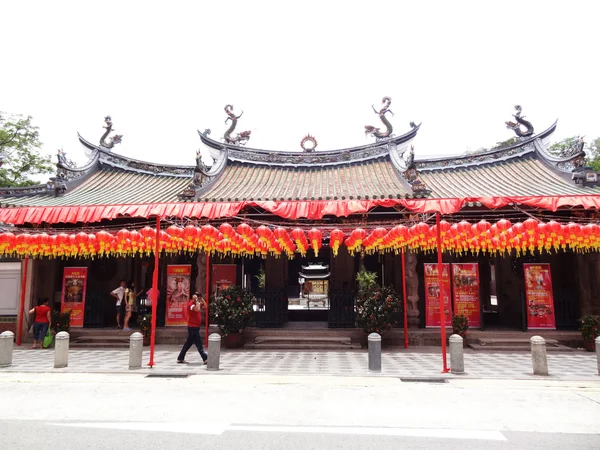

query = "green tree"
[[548, 135, 582, 157], [548, 135, 600, 171], [0, 113, 53, 187], [586, 137, 600, 172]]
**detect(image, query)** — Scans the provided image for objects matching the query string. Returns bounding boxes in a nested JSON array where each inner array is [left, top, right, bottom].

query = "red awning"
[[1, 195, 600, 225]]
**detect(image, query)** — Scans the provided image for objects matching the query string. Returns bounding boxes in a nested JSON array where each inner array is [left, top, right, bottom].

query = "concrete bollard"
[[207, 333, 221, 371], [530, 335, 548, 376], [449, 334, 465, 374], [129, 332, 143, 370], [596, 336, 600, 376], [54, 331, 70, 369], [368, 332, 381, 373], [0, 331, 15, 368]]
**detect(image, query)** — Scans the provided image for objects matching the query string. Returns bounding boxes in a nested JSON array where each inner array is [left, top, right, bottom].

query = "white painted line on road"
[[229, 425, 507, 441], [51, 422, 506, 441], [50, 422, 229, 435]]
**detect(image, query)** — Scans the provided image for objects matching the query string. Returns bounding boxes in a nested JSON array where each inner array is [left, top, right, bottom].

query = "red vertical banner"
[[424, 263, 452, 327], [524, 263, 556, 330], [212, 264, 237, 296], [165, 264, 192, 326], [61, 267, 88, 328], [451, 263, 481, 328]]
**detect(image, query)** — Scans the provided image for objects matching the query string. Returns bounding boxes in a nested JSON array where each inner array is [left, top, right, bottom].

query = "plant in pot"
[[209, 285, 254, 348], [137, 313, 152, 346], [452, 314, 469, 347], [51, 310, 72, 333], [577, 314, 599, 351], [354, 269, 402, 336]]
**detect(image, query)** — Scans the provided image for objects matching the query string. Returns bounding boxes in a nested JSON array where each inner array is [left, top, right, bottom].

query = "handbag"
[[42, 328, 54, 348]]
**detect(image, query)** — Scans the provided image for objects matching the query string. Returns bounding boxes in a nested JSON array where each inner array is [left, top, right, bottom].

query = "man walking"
[[110, 280, 127, 329], [177, 293, 208, 364]]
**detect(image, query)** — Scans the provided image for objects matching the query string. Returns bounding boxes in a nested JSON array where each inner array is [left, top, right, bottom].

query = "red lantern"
[[329, 229, 344, 256], [307, 228, 322, 256]]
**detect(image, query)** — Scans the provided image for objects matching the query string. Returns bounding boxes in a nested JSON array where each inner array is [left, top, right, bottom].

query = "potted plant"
[[137, 313, 152, 346], [577, 314, 599, 351], [354, 269, 402, 336], [209, 285, 254, 348], [452, 314, 469, 347], [51, 310, 72, 333]]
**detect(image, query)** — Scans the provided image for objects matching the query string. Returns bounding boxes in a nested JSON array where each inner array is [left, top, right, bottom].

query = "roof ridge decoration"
[[388, 143, 431, 196], [99, 116, 123, 150], [505, 105, 534, 138], [365, 96, 394, 140], [224, 105, 251, 146], [178, 143, 228, 201]]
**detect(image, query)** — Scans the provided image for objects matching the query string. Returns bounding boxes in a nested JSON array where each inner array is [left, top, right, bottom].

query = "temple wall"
[[576, 252, 600, 315]]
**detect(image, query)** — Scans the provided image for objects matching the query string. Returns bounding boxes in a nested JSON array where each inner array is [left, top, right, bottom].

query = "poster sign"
[[165, 264, 191, 326], [212, 264, 237, 296], [523, 264, 556, 329], [61, 267, 88, 327], [451, 263, 481, 328], [424, 263, 452, 327]]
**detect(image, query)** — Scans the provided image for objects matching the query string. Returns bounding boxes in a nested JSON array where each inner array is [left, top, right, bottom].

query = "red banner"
[[424, 263, 452, 327], [165, 265, 192, 326], [212, 264, 237, 296], [451, 263, 481, 328], [61, 267, 88, 327], [524, 263, 556, 329]]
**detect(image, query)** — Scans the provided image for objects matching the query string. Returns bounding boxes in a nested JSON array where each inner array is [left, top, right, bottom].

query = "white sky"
[[1, 0, 599, 168]]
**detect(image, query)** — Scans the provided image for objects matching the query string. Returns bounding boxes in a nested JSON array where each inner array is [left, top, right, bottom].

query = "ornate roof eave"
[[416, 121, 558, 172], [197, 124, 421, 167], [78, 133, 195, 177]]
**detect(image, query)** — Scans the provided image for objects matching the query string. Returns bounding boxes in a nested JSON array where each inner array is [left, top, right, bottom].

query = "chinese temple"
[[1, 101, 600, 349]]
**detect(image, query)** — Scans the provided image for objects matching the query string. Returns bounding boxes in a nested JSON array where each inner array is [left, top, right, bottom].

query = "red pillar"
[[401, 249, 408, 349], [205, 253, 210, 342], [16, 257, 29, 346], [436, 213, 450, 372], [148, 216, 161, 368]]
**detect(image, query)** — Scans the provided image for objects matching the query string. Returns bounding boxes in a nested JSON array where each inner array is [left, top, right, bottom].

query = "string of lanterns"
[[0, 219, 598, 259]]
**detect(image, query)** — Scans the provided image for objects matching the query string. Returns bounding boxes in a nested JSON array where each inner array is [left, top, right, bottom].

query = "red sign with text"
[[61, 267, 88, 327], [212, 264, 237, 296], [524, 264, 556, 330], [424, 263, 452, 327], [451, 263, 481, 328], [165, 264, 191, 326]]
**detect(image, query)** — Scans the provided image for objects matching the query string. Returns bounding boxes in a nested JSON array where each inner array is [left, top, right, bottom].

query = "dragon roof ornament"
[[99, 116, 123, 150], [505, 105, 534, 138], [224, 105, 251, 146], [365, 96, 394, 140]]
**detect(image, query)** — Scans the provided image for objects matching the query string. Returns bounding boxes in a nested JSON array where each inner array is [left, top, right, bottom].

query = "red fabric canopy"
[[1, 195, 600, 225]]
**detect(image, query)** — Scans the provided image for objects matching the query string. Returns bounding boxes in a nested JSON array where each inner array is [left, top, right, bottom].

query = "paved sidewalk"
[[2, 346, 599, 380]]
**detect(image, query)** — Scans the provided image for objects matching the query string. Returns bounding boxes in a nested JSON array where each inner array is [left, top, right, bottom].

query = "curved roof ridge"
[[416, 121, 557, 172]]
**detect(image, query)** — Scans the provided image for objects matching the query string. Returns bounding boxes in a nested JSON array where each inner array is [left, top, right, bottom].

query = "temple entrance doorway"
[[287, 253, 330, 322]]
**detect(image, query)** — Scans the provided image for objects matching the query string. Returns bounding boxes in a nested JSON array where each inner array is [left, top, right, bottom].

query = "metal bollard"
[[129, 332, 143, 370], [368, 332, 381, 373], [530, 335, 548, 376], [207, 333, 221, 371], [596, 336, 600, 376], [449, 334, 465, 374], [54, 331, 70, 369], [0, 331, 15, 368]]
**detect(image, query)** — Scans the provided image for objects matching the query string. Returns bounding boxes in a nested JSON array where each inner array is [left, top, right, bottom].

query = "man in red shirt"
[[177, 293, 208, 364], [28, 298, 52, 349]]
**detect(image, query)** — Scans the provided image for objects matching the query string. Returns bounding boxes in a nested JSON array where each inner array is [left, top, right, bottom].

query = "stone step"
[[75, 336, 131, 344], [69, 342, 131, 349], [245, 335, 360, 350], [476, 337, 560, 347], [468, 343, 578, 352], [245, 342, 363, 350]]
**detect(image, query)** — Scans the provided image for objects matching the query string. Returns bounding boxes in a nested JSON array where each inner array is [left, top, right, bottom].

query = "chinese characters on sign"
[[523, 263, 556, 330], [451, 263, 481, 328], [212, 264, 237, 296], [165, 264, 191, 326], [424, 263, 452, 327], [61, 267, 88, 327]]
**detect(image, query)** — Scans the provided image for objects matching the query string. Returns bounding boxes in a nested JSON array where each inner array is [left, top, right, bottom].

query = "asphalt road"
[[1, 373, 599, 449]]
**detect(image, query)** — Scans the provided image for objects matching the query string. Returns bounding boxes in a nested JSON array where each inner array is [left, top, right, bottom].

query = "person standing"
[[28, 298, 52, 349], [177, 293, 208, 364], [110, 280, 127, 329], [123, 281, 143, 331]]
